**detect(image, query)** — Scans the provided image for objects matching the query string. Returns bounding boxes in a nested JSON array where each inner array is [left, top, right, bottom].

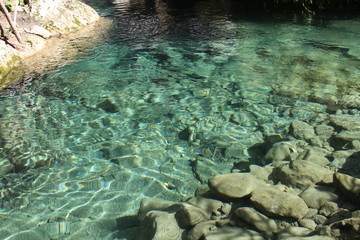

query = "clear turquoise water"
[[0, 1, 360, 239]]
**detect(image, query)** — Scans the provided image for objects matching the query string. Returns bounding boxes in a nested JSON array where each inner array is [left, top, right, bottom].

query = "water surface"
[[0, 0, 359, 239]]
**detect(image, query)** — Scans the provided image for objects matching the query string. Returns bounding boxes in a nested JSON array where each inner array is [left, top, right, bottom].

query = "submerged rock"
[[250, 186, 309, 219], [291, 120, 316, 142], [139, 211, 183, 240], [232, 207, 278, 238], [187, 220, 217, 240], [333, 173, 360, 200], [138, 198, 179, 221], [265, 141, 295, 162], [187, 197, 228, 218], [208, 173, 266, 199], [273, 160, 334, 188], [299, 186, 338, 209], [330, 114, 360, 131], [175, 203, 210, 228]]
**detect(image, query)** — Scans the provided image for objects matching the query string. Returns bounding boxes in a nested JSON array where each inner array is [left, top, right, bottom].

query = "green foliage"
[[4, 1, 14, 12]]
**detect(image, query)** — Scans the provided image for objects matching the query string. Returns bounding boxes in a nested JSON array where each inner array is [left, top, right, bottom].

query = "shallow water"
[[0, 0, 360, 239]]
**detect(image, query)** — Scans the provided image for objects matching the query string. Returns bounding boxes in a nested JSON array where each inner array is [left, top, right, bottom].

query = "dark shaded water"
[[0, 0, 359, 239]]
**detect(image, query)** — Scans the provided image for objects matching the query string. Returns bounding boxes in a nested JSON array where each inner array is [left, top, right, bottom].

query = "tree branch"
[[0, 0, 22, 43]]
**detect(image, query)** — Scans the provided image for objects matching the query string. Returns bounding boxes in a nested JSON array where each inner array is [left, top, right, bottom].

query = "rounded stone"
[[208, 173, 266, 199], [250, 186, 309, 219]]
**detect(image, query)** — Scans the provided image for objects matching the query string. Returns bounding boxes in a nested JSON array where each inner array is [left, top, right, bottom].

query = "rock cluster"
[[133, 116, 360, 240], [135, 168, 360, 240]]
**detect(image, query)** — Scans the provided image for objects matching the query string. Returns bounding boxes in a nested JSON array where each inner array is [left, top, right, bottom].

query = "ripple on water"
[[0, 4, 360, 240]]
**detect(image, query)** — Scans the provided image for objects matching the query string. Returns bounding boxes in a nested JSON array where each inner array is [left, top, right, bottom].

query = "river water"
[[0, 0, 359, 239]]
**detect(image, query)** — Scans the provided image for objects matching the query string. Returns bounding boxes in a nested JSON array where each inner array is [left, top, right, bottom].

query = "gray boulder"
[[330, 114, 360, 131], [299, 186, 338, 209], [335, 130, 360, 141], [250, 186, 309, 219], [291, 120, 316, 141], [208, 173, 266, 199], [139, 211, 183, 240], [138, 198, 179, 220], [265, 142, 296, 162], [175, 203, 210, 228], [232, 207, 278, 238], [273, 160, 334, 189], [333, 172, 360, 200], [187, 197, 230, 218], [187, 220, 217, 240]]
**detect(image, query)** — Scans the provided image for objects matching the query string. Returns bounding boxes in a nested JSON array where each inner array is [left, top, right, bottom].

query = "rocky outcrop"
[[0, 0, 100, 83]]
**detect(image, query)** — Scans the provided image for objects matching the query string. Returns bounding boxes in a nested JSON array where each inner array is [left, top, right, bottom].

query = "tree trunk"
[[0, 0, 22, 43]]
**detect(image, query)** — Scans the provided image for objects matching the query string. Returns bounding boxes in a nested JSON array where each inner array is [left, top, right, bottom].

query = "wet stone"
[[265, 141, 295, 162], [319, 202, 339, 217], [250, 186, 309, 219], [330, 114, 360, 131], [296, 146, 331, 166], [333, 173, 360, 200], [208, 173, 266, 199], [139, 211, 183, 240], [232, 207, 278, 238], [273, 160, 334, 189], [175, 203, 210, 228], [315, 124, 334, 139], [299, 186, 338, 209], [313, 214, 327, 225], [96, 99, 119, 113], [298, 219, 317, 230], [304, 208, 318, 219], [335, 130, 360, 142], [291, 120, 316, 141]]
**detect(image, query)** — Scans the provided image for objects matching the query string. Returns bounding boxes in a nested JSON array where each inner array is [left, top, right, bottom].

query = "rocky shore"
[[131, 115, 360, 240], [0, 0, 100, 86]]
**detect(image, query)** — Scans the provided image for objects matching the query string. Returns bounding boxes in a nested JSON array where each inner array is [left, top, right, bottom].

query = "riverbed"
[[0, 0, 359, 239]]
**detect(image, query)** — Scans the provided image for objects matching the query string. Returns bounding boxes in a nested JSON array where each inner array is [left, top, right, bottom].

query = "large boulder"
[[335, 130, 360, 142], [265, 142, 295, 162], [291, 120, 316, 141], [299, 186, 339, 209], [208, 173, 266, 199], [187, 197, 230, 218], [175, 203, 210, 228], [273, 160, 334, 189], [250, 186, 309, 219], [330, 114, 360, 131], [139, 211, 184, 240], [138, 198, 179, 220], [296, 146, 331, 166], [333, 173, 360, 200], [232, 207, 278, 238]]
